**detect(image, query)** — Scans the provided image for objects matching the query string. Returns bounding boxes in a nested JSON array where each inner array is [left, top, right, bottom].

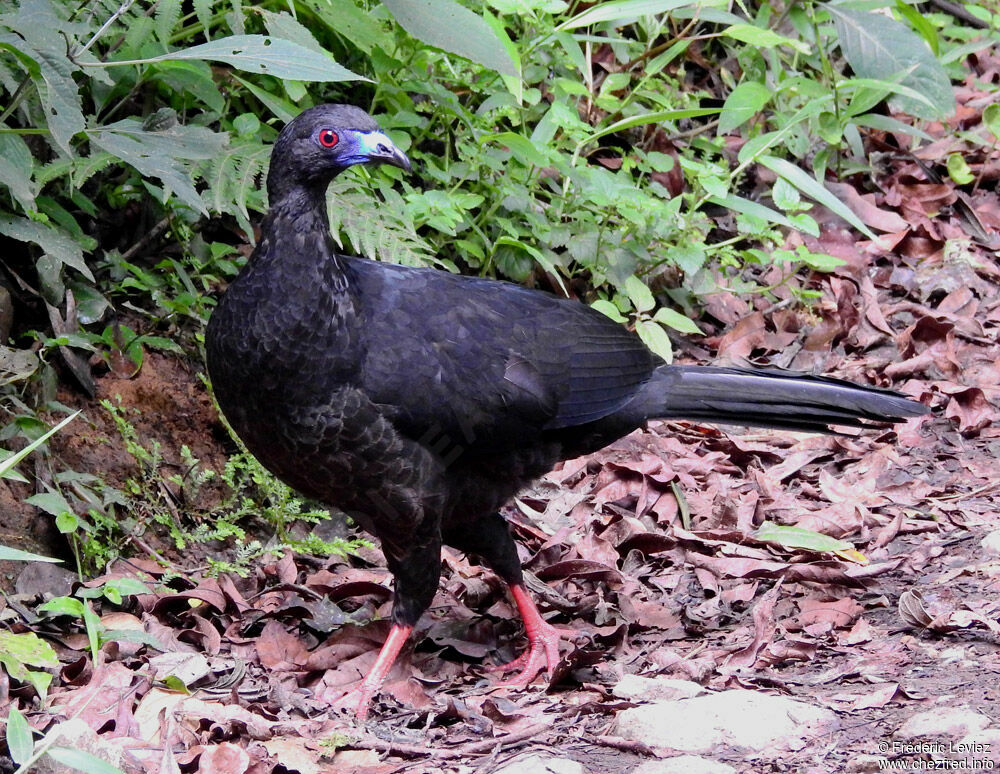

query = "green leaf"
[[707, 194, 796, 230], [946, 153, 974, 185], [718, 81, 771, 134], [487, 132, 550, 167], [5, 706, 33, 764], [635, 319, 673, 362], [89, 119, 226, 214], [259, 10, 326, 55], [983, 103, 1000, 140], [894, 0, 939, 55], [93, 35, 367, 83], [0, 216, 92, 280], [46, 747, 126, 774], [653, 307, 701, 335], [38, 596, 85, 617], [582, 108, 720, 148], [0, 630, 59, 674], [0, 134, 37, 211], [0, 545, 59, 562], [0, 9, 85, 155], [828, 5, 954, 120], [624, 275, 655, 313], [559, 0, 701, 30], [757, 156, 877, 240], [0, 411, 78, 480], [591, 299, 628, 323], [799, 250, 846, 272], [753, 523, 853, 553], [722, 24, 810, 54], [25, 491, 73, 517], [299, 0, 391, 54], [851, 113, 931, 142], [55, 510, 79, 533], [383, 0, 517, 76]]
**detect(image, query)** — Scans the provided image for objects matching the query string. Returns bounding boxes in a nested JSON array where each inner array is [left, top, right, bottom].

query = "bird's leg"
[[351, 623, 413, 720], [342, 530, 442, 720], [488, 582, 562, 687], [443, 514, 562, 687]]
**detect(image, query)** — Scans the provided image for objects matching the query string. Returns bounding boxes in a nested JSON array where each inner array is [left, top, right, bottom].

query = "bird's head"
[[267, 104, 411, 198]]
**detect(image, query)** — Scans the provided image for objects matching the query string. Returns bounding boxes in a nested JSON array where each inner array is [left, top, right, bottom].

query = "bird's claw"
[[489, 617, 562, 688]]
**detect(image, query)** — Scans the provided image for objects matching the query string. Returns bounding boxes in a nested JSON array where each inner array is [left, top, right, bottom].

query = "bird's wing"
[[345, 259, 661, 452]]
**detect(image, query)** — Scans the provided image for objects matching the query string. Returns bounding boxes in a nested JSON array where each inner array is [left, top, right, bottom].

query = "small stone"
[[898, 707, 991, 740], [612, 690, 837, 753], [612, 675, 707, 702], [979, 530, 1000, 557]]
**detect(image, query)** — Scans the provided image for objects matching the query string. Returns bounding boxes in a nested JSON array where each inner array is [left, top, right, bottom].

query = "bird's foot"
[[334, 623, 412, 720], [487, 582, 562, 688], [489, 618, 561, 688]]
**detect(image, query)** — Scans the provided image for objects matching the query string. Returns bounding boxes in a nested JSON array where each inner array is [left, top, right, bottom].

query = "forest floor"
[[3, 56, 1000, 774]]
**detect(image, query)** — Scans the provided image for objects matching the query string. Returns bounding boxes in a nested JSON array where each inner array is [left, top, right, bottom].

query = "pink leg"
[[351, 623, 412, 720], [488, 583, 561, 688]]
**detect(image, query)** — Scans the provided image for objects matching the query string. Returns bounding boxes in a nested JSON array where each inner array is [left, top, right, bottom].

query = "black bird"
[[205, 104, 928, 718]]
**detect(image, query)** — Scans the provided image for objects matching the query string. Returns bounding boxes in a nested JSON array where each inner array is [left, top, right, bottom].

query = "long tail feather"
[[635, 365, 928, 433]]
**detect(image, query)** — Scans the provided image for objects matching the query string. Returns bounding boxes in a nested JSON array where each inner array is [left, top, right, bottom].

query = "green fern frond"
[[326, 180, 437, 268], [198, 140, 269, 235]]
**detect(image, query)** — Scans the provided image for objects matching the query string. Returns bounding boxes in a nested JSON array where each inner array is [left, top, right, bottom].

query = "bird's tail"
[[634, 365, 928, 433]]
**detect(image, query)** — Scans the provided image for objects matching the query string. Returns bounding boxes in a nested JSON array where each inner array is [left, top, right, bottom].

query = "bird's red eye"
[[318, 129, 339, 148]]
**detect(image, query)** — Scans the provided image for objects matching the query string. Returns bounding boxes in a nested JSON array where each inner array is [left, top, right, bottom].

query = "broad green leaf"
[[757, 156, 877, 240], [582, 108, 720, 149], [851, 113, 931, 142], [5, 706, 33, 764], [636, 319, 673, 362], [25, 491, 73, 518], [0, 545, 59, 562], [828, 5, 954, 120], [0, 216, 92, 280], [493, 237, 567, 293], [483, 8, 523, 103], [591, 299, 628, 323], [259, 9, 326, 55], [894, 0, 939, 55], [46, 747, 126, 774], [0, 630, 59, 674], [89, 119, 226, 214], [653, 307, 701, 335], [707, 194, 796, 230], [231, 74, 298, 123], [800, 251, 846, 272], [624, 275, 655, 313], [93, 35, 366, 83], [559, 0, 701, 30], [718, 81, 771, 134], [0, 134, 37, 211], [754, 523, 854, 552], [38, 596, 85, 617], [983, 104, 1000, 140], [487, 132, 550, 167], [383, 0, 516, 76], [722, 24, 810, 54], [0, 4, 86, 155], [299, 0, 391, 54]]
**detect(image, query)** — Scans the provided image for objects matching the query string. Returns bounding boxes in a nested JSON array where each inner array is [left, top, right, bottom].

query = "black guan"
[[205, 104, 929, 718]]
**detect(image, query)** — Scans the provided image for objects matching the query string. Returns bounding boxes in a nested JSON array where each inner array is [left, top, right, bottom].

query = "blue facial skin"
[[339, 130, 411, 171]]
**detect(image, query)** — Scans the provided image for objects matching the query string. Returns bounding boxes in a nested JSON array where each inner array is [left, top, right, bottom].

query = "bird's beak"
[[363, 131, 412, 173]]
